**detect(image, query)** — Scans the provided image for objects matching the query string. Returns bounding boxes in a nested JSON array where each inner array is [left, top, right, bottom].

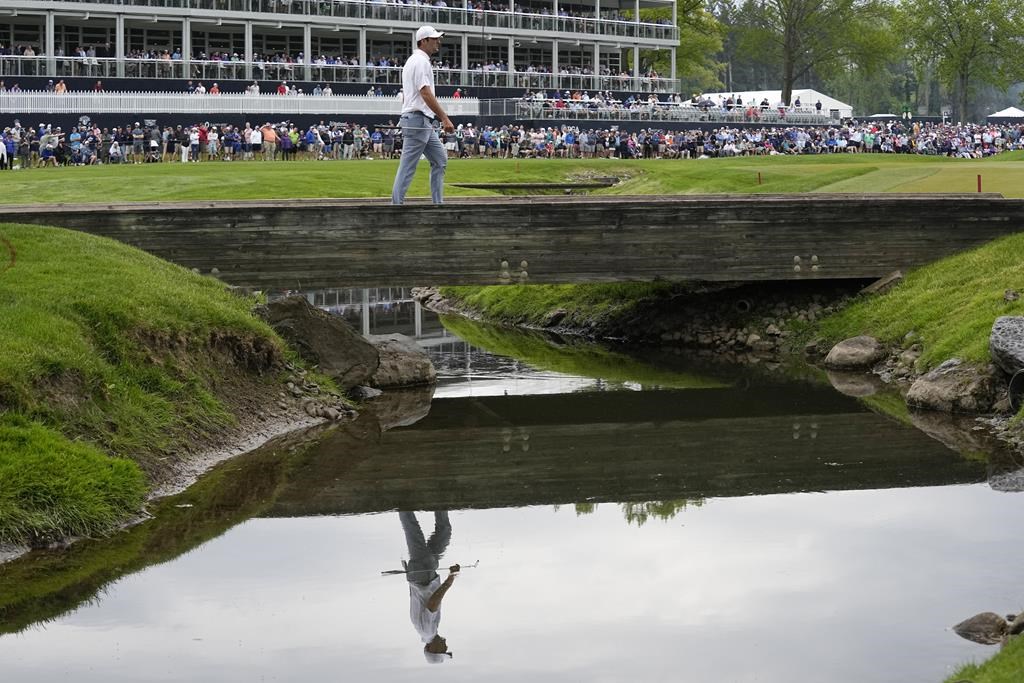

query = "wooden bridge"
[[4, 193, 1023, 289]]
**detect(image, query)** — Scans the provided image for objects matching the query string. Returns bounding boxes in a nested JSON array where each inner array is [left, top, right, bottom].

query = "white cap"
[[415, 26, 444, 42]]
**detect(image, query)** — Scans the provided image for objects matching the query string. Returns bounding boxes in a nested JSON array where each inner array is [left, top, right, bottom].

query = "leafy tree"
[[633, 0, 727, 92], [732, 0, 893, 106], [900, 0, 1024, 121]]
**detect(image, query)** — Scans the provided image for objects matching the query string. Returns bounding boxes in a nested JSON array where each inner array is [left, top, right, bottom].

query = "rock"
[[1004, 289, 1020, 302], [542, 308, 568, 327], [953, 612, 1008, 645], [824, 335, 886, 370], [988, 468, 1024, 493], [257, 296, 378, 391], [366, 334, 437, 388], [351, 385, 383, 401], [745, 333, 761, 348], [367, 386, 435, 431], [765, 323, 782, 336], [990, 316, 1024, 375], [906, 359, 1007, 413], [1010, 613, 1024, 636], [826, 370, 880, 397], [898, 346, 922, 367]]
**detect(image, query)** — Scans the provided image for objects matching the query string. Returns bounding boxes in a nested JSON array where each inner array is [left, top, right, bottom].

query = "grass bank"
[[818, 232, 1024, 368], [439, 281, 682, 331], [1, 153, 1023, 203], [945, 635, 1024, 683], [0, 222, 290, 546]]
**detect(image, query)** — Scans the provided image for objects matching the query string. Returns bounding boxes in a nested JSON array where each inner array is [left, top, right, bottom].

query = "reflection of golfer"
[[400, 511, 460, 662]]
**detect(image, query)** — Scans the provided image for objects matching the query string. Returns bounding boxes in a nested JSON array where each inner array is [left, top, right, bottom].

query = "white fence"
[[0, 91, 479, 116]]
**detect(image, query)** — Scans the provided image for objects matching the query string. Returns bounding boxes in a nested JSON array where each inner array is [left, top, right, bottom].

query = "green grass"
[[440, 315, 727, 389], [818, 232, 1024, 368], [440, 281, 680, 328], [0, 222, 287, 544], [946, 634, 1024, 683], [0, 415, 145, 545], [3, 154, 1024, 203]]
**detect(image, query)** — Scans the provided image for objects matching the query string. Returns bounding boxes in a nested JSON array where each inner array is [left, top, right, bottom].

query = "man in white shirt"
[[391, 26, 455, 205]]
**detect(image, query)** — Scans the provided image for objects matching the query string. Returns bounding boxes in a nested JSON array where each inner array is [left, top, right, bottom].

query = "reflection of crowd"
[[5, 119, 1020, 171]]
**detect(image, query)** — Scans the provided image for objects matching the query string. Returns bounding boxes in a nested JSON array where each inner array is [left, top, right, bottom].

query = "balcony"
[[0, 56, 680, 93], [4, 0, 678, 43]]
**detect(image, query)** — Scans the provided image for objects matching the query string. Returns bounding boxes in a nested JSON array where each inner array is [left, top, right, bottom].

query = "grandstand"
[[0, 0, 679, 98], [0, 2, 849, 131]]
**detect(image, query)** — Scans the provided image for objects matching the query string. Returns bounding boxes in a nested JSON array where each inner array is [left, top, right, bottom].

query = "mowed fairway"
[[2, 152, 1023, 203]]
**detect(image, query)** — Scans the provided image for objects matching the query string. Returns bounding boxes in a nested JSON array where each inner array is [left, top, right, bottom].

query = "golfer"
[[391, 26, 455, 205]]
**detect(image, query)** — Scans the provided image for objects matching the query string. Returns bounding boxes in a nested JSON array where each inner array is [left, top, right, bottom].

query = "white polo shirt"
[[401, 49, 436, 117]]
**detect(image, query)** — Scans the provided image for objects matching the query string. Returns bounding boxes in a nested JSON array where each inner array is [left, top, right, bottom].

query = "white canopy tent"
[[697, 89, 853, 118], [988, 106, 1024, 119]]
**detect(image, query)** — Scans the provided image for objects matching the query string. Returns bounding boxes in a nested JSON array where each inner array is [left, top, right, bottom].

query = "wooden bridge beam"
[[3, 194, 1022, 289]]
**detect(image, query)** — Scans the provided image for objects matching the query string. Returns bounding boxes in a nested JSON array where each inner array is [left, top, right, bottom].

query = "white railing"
[[477, 98, 837, 125], [0, 91, 479, 116], [0, 55, 679, 93]]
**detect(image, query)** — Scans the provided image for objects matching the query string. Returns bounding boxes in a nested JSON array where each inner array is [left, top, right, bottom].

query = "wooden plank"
[[3, 195, 1023, 288]]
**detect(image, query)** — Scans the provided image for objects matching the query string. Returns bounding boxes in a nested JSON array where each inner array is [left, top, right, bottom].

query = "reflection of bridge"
[[265, 385, 985, 517], [6, 194, 1023, 288]]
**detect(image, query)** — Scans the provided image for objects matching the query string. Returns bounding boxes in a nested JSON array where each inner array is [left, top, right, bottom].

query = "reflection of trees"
[[571, 499, 705, 526]]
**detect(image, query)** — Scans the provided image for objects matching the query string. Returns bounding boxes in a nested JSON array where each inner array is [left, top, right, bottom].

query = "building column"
[[244, 21, 253, 80], [592, 42, 599, 91], [507, 36, 514, 88], [303, 24, 311, 81], [552, 38, 558, 86], [45, 12, 56, 76], [115, 14, 125, 78], [632, 45, 639, 79], [182, 18, 191, 78], [358, 27, 367, 83], [670, 46, 676, 83], [460, 32, 468, 85]]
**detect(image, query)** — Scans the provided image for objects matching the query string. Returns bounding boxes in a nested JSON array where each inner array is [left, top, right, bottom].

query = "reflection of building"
[[0, 0, 680, 94]]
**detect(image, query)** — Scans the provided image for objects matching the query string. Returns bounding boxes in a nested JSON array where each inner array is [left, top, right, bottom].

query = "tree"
[[900, 0, 1024, 122], [734, 0, 890, 106], [634, 0, 727, 93]]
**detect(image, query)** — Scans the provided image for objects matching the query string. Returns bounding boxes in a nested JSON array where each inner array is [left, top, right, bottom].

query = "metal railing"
[[5, 0, 678, 42], [0, 90, 478, 116], [0, 56, 678, 92], [479, 99, 837, 125]]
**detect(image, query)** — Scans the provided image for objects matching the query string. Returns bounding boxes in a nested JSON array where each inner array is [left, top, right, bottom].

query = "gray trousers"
[[391, 112, 447, 205], [399, 511, 451, 586]]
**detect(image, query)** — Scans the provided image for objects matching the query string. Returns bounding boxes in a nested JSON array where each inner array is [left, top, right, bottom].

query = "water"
[[1, 296, 1022, 682]]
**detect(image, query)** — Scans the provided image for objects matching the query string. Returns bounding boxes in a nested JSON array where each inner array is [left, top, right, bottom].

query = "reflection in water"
[[573, 499, 706, 526], [2, 305, 1022, 682], [399, 511, 458, 662]]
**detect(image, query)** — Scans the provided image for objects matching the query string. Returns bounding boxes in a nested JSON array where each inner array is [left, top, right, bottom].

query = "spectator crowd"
[[2, 118, 1023, 171]]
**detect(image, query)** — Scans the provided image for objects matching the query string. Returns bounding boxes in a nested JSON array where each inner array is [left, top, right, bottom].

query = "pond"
[[1, 293, 1021, 682]]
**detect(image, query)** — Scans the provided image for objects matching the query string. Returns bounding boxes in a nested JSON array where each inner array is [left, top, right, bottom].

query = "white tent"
[[989, 106, 1024, 118], [696, 89, 853, 118]]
